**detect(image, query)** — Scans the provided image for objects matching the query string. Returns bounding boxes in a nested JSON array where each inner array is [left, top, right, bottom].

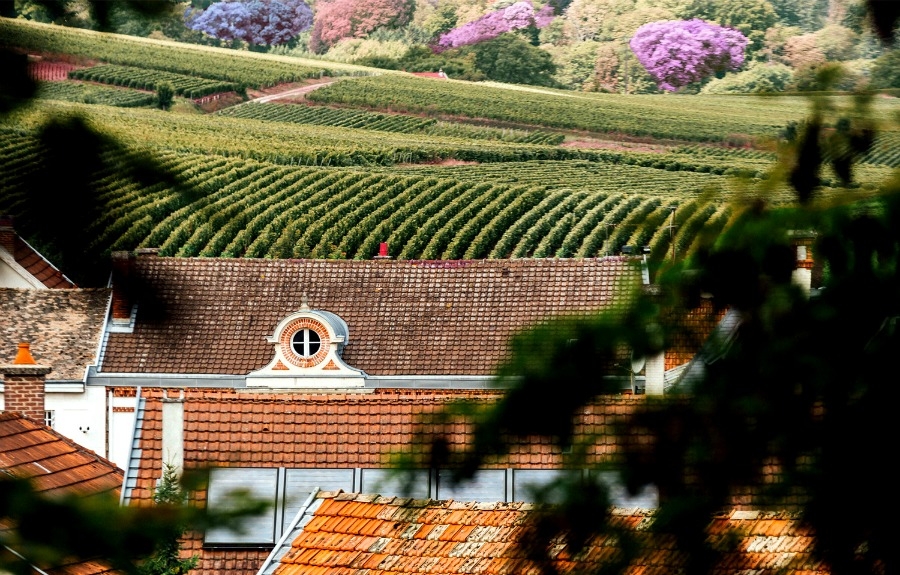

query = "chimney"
[[110, 251, 134, 322], [643, 353, 665, 396], [789, 231, 816, 297], [0, 215, 15, 254], [161, 389, 185, 477], [1, 343, 51, 422], [374, 242, 391, 259]]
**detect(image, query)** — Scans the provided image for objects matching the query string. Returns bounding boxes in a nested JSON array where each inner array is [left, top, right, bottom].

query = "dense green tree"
[[420, 2, 458, 40], [767, 0, 828, 30], [465, 32, 558, 86], [868, 47, 900, 88], [156, 81, 175, 110], [677, 0, 778, 56], [549, 39, 602, 89]]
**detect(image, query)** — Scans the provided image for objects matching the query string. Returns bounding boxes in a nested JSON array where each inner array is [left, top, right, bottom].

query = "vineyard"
[[0, 135, 742, 261], [37, 81, 156, 107], [69, 64, 237, 99], [1, 18, 898, 280], [0, 18, 386, 87]]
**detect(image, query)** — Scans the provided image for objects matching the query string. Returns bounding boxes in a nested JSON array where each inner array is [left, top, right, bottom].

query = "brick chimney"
[[1, 343, 51, 422], [0, 215, 15, 254], [110, 250, 134, 322]]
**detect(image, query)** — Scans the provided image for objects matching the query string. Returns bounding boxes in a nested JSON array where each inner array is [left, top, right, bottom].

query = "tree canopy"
[[434, 0, 554, 51], [629, 19, 749, 91], [308, 0, 416, 53], [184, 0, 313, 46], [466, 32, 558, 86]]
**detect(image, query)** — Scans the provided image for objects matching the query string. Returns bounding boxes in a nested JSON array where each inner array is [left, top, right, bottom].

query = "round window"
[[279, 317, 330, 368], [291, 328, 321, 358]]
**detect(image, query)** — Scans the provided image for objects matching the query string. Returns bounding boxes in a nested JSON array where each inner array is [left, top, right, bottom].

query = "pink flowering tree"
[[308, 0, 416, 53], [434, 1, 555, 52], [629, 19, 748, 92], [185, 0, 313, 46]]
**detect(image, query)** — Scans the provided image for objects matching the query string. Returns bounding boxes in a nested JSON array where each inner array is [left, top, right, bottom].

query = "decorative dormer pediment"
[[246, 299, 365, 389]]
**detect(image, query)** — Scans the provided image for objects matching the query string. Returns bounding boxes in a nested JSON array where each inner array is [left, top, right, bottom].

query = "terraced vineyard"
[[0, 126, 882, 264], [69, 64, 236, 98], [0, 18, 382, 87], [37, 81, 156, 107], [1, 18, 898, 278], [215, 102, 564, 144]]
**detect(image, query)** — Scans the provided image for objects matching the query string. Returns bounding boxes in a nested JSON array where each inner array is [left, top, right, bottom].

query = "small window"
[[291, 328, 321, 358], [44, 410, 55, 428]]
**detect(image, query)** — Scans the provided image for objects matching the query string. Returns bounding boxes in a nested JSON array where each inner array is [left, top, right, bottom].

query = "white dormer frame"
[[245, 304, 365, 389]]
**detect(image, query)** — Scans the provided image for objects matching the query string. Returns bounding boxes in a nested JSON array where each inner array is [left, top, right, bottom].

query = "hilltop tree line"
[[3, 0, 898, 92]]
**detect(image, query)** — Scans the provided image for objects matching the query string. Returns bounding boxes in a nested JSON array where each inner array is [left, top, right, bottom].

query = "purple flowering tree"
[[629, 19, 748, 92], [435, 1, 555, 51], [185, 0, 313, 46]]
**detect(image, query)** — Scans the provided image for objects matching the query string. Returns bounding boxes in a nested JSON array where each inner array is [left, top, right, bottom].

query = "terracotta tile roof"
[[0, 218, 76, 289], [43, 559, 120, 575], [129, 388, 643, 507], [180, 545, 271, 575], [0, 412, 123, 497], [272, 491, 826, 575], [128, 389, 645, 575], [0, 412, 124, 575], [101, 256, 639, 376], [664, 299, 727, 371], [0, 288, 110, 381]]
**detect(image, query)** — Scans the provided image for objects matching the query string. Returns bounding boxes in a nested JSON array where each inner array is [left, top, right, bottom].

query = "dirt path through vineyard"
[[247, 80, 334, 103]]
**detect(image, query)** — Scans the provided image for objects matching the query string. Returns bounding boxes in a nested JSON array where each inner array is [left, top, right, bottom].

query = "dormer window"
[[291, 329, 321, 357], [247, 301, 365, 388]]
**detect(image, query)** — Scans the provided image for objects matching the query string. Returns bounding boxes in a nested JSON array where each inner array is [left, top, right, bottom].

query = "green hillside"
[[0, 19, 897, 286]]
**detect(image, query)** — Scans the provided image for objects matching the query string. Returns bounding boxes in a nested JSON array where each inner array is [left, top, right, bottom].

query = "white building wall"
[[45, 386, 108, 458], [0, 386, 136, 471], [0, 260, 41, 288], [109, 391, 138, 471]]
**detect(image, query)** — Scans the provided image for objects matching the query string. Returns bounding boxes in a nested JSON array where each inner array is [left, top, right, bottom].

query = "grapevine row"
[[38, 81, 156, 107], [69, 64, 235, 99]]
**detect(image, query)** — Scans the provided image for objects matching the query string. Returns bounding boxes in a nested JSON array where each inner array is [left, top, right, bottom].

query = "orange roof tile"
[[101, 256, 640, 376], [0, 412, 124, 575], [128, 388, 643, 506], [269, 492, 827, 575], [0, 412, 123, 497]]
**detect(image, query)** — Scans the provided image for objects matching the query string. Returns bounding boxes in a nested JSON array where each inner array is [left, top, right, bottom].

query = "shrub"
[[870, 49, 900, 89], [156, 81, 174, 110], [701, 62, 794, 93]]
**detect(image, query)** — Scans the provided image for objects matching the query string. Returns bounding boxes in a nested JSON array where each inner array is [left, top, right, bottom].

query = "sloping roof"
[[128, 388, 644, 575], [129, 388, 642, 505], [0, 288, 110, 381], [0, 218, 76, 289], [101, 256, 640, 376], [269, 490, 826, 575], [0, 412, 123, 497], [0, 412, 124, 575]]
